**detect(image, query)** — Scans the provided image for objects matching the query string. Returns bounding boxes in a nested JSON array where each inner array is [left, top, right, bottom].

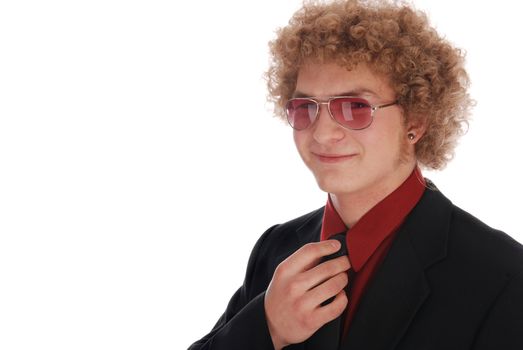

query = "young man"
[[189, 1, 523, 349]]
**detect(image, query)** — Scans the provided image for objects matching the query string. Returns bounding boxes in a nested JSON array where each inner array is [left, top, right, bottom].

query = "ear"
[[406, 120, 427, 144]]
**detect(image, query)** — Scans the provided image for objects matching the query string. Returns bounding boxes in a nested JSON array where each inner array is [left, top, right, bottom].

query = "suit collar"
[[295, 208, 323, 244], [295, 184, 452, 269], [323, 167, 427, 272], [406, 182, 452, 269]]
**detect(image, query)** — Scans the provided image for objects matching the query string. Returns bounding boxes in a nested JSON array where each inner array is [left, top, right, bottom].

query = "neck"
[[330, 162, 417, 228]]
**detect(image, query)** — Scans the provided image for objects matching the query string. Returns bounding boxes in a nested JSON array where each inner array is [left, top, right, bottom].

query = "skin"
[[264, 62, 425, 349]]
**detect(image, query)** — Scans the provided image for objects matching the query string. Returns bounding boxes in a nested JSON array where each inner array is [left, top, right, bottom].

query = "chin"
[[314, 173, 361, 195]]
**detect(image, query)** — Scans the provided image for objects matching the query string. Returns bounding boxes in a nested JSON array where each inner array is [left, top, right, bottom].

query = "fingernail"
[[330, 240, 340, 249]]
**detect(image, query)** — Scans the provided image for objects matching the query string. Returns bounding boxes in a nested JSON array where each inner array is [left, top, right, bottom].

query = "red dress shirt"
[[320, 167, 426, 337]]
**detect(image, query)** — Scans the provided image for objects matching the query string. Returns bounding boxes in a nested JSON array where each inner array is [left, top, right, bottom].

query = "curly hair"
[[266, 0, 473, 169]]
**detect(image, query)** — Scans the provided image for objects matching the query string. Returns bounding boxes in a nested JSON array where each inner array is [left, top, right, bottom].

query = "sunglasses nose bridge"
[[311, 100, 344, 134], [316, 100, 336, 124]]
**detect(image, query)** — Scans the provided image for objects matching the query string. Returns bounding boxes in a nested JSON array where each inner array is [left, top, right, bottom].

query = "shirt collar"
[[320, 166, 426, 272]]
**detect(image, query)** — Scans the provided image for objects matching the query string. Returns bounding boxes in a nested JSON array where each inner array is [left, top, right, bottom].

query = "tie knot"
[[321, 231, 348, 263]]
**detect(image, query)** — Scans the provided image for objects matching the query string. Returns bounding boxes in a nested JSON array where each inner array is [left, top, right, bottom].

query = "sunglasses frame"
[[285, 96, 398, 131]]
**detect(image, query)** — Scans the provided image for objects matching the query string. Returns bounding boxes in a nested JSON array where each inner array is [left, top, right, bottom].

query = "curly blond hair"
[[266, 0, 473, 169]]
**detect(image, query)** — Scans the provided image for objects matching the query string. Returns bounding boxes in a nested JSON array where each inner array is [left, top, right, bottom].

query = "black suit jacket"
[[189, 187, 523, 349]]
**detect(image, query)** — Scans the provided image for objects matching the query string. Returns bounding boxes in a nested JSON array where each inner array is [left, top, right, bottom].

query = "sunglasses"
[[285, 96, 397, 131]]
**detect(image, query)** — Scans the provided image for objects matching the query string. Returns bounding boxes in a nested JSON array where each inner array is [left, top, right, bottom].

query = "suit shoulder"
[[261, 207, 324, 247], [255, 207, 324, 263], [252, 207, 323, 245], [449, 204, 523, 272], [273, 207, 324, 234]]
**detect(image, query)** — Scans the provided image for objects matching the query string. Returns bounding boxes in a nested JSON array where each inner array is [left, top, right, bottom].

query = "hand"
[[264, 240, 351, 349]]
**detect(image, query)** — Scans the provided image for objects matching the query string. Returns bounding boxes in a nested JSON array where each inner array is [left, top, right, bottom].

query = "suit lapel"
[[341, 187, 453, 350], [340, 225, 430, 350], [304, 316, 343, 350]]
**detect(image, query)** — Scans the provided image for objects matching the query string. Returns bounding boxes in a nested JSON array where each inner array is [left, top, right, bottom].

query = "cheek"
[[360, 120, 404, 157], [293, 130, 306, 149], [292, 129, 299, 144], [353, 127, 386, 152]]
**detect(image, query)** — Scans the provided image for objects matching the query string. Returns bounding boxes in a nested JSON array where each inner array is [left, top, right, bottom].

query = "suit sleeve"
[[473, 270, 523, 349], [188, 225, 279, 350]]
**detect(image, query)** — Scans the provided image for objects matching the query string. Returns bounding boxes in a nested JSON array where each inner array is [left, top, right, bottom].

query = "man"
[[189, 0, 523, 349]]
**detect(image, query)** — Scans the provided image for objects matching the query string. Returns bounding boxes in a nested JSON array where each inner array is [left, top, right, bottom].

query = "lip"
[[313, 152, 358, 163]]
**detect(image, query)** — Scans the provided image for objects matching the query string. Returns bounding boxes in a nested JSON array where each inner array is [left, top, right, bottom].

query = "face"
[[292, 62, 416, 199]]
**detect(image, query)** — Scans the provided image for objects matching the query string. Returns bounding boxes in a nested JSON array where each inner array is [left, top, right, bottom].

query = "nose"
[[311, 103, 345, 144]]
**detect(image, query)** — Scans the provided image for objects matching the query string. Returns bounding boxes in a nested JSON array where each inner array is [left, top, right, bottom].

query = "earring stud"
[[408, 133, 416, 140]]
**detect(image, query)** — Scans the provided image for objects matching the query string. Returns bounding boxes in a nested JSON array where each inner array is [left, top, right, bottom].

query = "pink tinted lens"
[[286, 99, 317, 130], [329, 97, 372, 129]]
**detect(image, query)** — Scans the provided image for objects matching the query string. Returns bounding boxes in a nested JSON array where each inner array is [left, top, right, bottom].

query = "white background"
[[0, 1, 522, 349]]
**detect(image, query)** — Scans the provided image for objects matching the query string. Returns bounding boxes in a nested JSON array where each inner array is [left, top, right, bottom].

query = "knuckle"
[[318, 261, 333, 275], [293, 297, 307, 313], [304, 241, 331, 256], [274, 261, 289, 278], [301, 242, 318, 255], [324, 293, 347, 319], [325, 274, 347, 294], [272, 266, 283, 281], [293, 274, 306, 287], [315, 260, 332, 275], [300, 313, 317, 332], [332, 296, 347, 315], [286, 279, 303, 297], [294, 302, 317, 332], [338, 273, 349, 287], [328, 278, 342, 294], [341, 256, 351, 269], [331, 263, 343, 274], [333, 255, 350, 269], [320, 260, 341, 277], [341, 291, 349, 305]]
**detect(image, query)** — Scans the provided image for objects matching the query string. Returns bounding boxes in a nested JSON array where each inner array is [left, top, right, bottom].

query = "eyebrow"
[[292, 88, 379, 98]]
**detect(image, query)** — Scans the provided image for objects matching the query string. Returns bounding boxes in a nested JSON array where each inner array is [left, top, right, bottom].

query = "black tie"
[[314, 232, 354, 347], [320, 232, 353, 306]]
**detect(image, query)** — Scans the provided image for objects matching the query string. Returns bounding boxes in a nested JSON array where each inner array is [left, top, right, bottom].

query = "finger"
[[306, 272, 348, 308], [313, 289, 349, 327], [302, 255, 351, 289], [280, 240, 342, 276]]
